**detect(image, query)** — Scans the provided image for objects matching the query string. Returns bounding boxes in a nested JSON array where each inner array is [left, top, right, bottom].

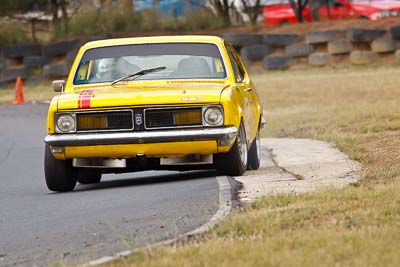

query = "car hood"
[[57, 82, 229, 110]]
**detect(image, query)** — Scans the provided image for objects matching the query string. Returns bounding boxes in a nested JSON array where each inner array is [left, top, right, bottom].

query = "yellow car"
[[44, 35, 264, 192]]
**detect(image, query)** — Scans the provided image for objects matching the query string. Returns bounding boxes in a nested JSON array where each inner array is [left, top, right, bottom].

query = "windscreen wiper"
[[111, 66, 166, 86]]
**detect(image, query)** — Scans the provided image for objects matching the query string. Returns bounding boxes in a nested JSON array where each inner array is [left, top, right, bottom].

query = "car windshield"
[[73, 42, 227, 85]]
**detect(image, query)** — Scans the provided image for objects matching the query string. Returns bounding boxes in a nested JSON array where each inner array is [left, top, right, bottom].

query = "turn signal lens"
[[77, 115, 107, 130], [175, 110, 202, 125]]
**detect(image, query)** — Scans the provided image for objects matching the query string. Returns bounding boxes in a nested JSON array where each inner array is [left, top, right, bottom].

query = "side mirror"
[[52, 80, 65, 93]]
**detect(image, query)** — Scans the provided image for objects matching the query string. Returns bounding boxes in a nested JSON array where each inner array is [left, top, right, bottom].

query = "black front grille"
[[76, 110, 133, 132], [145, 107, 203, 129]]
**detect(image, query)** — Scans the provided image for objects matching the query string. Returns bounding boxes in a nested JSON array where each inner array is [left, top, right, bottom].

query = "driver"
[[96, 58, 117, 81]]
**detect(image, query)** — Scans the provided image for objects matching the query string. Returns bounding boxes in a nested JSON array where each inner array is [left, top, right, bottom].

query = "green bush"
[[54, 6, 225, 39], [0, 24, 29, 45], [181, 9, 225, 31], [62, 6, 140, 38]]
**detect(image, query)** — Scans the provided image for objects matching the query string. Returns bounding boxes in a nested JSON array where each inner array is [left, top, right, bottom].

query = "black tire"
[[396, 49, 400, 61], [327, 39, 353, 55], [23, 56, 51, 68], [350, 50, 379, 65], [262, 55, 291, 70], [247, 131, 260, 170], [306, 30, 344, 45], [214, 123, 248, 176], [66, 49, 78, 67], [261, 33, 299, 47], [221, 33, 261, 49], [240, 45, 273, 62], [43, 39, 79, 57], [0, 59, 6, 70], [2, 67, 28, 82], [77, 169, 102, 184], [389, 25, 400, 40], [371, 38, 396, 53], [346, 28, 386, 43], [285, 43, 314, 58], [3, 44, 42, 59], [43, 63, 69, 79], [44, 144, 77, 192], [308, 52, 329, 66]]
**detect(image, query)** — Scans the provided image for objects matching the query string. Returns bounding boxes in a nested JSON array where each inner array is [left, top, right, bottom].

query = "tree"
[[309, 0, 320, 21], [239, 0, 262, 26], [288, 0, 309, 23], [208, 0, 234, 26], [50, 0, 68, 23]]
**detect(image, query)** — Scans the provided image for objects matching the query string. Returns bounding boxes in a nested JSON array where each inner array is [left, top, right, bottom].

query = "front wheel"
[[215, 123, 248, 176], [44, 144, 77, 192], [247, 131, 261, 170]]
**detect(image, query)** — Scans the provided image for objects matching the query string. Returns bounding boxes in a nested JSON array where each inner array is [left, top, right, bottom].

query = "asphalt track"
[[0, 103, 232, 266]]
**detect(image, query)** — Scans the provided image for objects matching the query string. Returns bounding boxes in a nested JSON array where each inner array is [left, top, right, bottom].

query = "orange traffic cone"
[[13, 77, 24, 105]]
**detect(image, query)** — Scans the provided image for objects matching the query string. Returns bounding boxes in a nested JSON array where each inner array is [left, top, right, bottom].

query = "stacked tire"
[[43, 40, 79, 79], [2, 44, 42, 82]]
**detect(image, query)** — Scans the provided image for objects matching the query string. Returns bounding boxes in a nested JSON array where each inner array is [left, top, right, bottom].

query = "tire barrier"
[[308, 52, 329, 66], [240, 45, 273, 62], [285, 43, 314, 58], [3, 44, 42, 59], [350, 50, 379, 65], [43, 39, 79, 57], [262, 55, 291, 70], [2, 67, 29, 82], [66, 49, 78, 67], [221, 33, 261, 48], [261, 33, 299, 47], [2, 25, 400, 81], [306, 30, 344, 45], [389, 25, 400, 40], [43, 63, 69, 79], [370, 38, 397, 53], [23, 56, 51, 68], [396, 49, 400, 61], [0, 39, 79, 82], [327, 39, 353, 55], [0, 59, 5, 70], [346, 28, 386, 43]]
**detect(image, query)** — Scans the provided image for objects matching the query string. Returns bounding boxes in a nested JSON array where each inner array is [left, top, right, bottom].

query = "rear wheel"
[[247, 131, 261, 170], [44, 144, 77, 192], [215, 122, 248, 176], [77, 169, 102, 184]]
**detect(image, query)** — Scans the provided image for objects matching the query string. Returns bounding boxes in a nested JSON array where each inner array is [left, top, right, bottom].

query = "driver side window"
[[226, 46, 245, 83]]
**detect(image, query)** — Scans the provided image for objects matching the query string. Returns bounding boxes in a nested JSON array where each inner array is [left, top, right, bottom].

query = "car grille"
[[145, 107, 203, 129], [76, 110, 134, 132]]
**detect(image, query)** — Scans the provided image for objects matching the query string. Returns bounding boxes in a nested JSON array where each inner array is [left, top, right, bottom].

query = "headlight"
[[56, 113, 76, 133], [203, 106, 223, 126]]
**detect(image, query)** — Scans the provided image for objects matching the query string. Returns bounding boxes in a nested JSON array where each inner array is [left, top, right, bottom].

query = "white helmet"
[[97, 58, 115, 78]]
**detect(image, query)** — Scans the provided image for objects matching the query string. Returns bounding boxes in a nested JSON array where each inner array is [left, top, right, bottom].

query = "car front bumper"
[[44, 127, 238, 147]]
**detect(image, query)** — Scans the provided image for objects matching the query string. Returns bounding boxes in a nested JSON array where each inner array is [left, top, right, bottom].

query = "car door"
[[226, 44, 258, 144], [318, 0, 351, 20]]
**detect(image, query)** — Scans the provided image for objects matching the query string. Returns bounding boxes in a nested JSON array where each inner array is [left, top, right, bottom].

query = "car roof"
[[82, 35, 226, 50]]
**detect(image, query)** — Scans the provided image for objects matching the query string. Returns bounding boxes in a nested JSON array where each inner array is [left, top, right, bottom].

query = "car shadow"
[[71, 169, 217, 193]]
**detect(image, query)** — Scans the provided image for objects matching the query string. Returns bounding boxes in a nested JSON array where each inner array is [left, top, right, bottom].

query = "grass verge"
[[106, 65, 400, 266]]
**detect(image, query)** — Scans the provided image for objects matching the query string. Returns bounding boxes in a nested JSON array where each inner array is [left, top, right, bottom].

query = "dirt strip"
[[236, 138, 361, 203]]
